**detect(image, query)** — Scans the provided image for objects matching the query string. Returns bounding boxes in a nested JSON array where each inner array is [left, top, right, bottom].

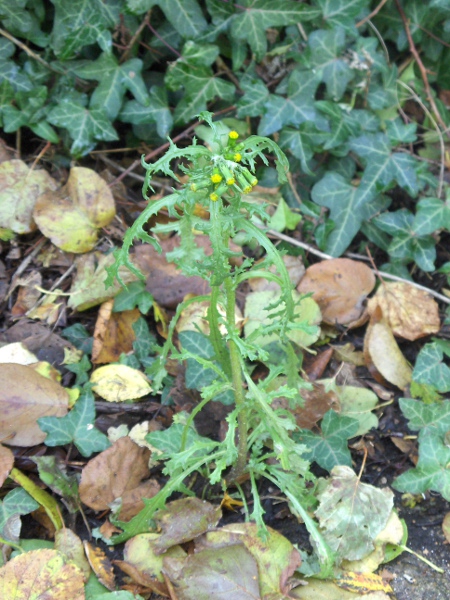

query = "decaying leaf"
[[315, 465, 394, 561], [153, 497, 222, 554], [0, 159, 59, 234], [244, 290, 321, 348], [290, 578, 391, 599], [297, 258, 375, 327], [55, 528, 91, 582], [364, 306, 412, 389], [79, 436, 160, 521], [91, 300, 140, 364], [0, 363, 69, 446], [83, 541, 115, 591], [33, 167, 116, 253], [442, 512, 450, 544], [163, 544, 260, 600], [68, 251, 139, 311], [0, 549, 84, 599], [123, 532, 187, 583], [367, 282, 440, 341], [90, 363, 152, 402], [199, 522, 301, 597]]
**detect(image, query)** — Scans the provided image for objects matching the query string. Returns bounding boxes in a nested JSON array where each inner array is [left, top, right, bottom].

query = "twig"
[[266, 228, 450, 305], [356, 0, 390, 28], [394, 0, 450, 141], [0, 27, 67, 75], [5, 238, 47, 301], [120, 9, 152, 63]]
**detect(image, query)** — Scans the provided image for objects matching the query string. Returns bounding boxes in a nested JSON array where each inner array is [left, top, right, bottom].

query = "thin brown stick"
[[394, 0, 450, 140], [356, 0, 390, 28], [0, 27, 67, 75], [119, 9, 152, 63]]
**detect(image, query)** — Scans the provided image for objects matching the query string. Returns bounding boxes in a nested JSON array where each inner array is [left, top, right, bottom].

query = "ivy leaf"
[[412, 198, 450, 236], [166, 58, 235, 125], [120, 86, 173, 138], [394, 399, 450, 500], [279, 126, 315, 175], [237, 73, 270, 118], [294, 410, 359, 471], [349, 133, 420, 197], [259, 69, 321, 136], [231, 0, 320, 60], [178, 330, 217, 390], [412, 342, 450, 393], [386, 117, 418, 144], [38, 388, 110, 457], [318, 0, 367, 30], [311, 171, 379, 256], [47, 99, 118, 157], [74, 53, 149, 120], [113, 281, 154, 315], [51, 0, 119, 59], [149, 0, 208, 38], [315, 101, 360, 151], [0, 488, 39, 542], [306, 28, 353, 100]]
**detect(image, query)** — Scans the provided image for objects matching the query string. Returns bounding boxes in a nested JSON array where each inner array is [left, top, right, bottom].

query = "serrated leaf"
[[258, 69, 321, 136], [146, 422, 213, 456], [295, 410, 358, 471], [315, 465, 394, 561], [120, 86, 172, 138], [38, 389, 110, 457]]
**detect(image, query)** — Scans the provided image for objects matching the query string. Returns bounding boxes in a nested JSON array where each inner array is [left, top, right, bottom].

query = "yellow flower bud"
[[211, 173, 223, 184], [210, 192, 219, 201], [233, 153, 242, 162], [229, 131, 239, 140]]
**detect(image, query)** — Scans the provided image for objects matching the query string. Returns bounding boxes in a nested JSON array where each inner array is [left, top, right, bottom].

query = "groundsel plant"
[[105, 112, 334, 574]]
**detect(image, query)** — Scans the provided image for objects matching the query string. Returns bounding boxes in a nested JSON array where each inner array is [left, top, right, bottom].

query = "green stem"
[[208, 285, 231, 378], [224, 275, 248, 482]]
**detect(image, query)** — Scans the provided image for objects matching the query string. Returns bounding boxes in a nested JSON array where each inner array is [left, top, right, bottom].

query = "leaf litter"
[[0, 144, 448, 600]]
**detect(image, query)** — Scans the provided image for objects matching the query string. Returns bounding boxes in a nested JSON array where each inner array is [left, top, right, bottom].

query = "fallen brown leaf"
[[0, 363, 69, 446], [79, 436, 160, 521], [83, 541, 115, 591], [297, 258, 375, 327], [0, 443, 14, 487], [92, 300, 140, 364]]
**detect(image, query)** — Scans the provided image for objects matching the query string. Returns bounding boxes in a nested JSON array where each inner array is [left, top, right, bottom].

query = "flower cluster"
[[188, 131, 258, 203]]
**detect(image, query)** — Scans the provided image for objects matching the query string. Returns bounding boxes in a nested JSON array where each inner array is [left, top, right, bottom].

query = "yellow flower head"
[[226, 177, 235, 186], [211, 173, 223, 184], [210, 192, 219, 201], [229, 131, 239, 140], [233, 153, 242, 162]]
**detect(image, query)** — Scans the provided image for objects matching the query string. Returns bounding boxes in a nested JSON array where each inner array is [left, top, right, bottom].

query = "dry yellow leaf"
[[90, 364, 152, 402], [367, 282, 440, 341]]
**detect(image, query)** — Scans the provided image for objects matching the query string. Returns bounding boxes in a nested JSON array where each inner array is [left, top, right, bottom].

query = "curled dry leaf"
[[0, 364, 69, 446], [79, 436, 160, 521], [0, 159, 59, 234], [297, 258, 375, 327], [33, 167, 116, 253], [364, 307, 412, 390], [367, 282, 440, 341], [90, 363, 152, 402], [0, 549, 84, 600]]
